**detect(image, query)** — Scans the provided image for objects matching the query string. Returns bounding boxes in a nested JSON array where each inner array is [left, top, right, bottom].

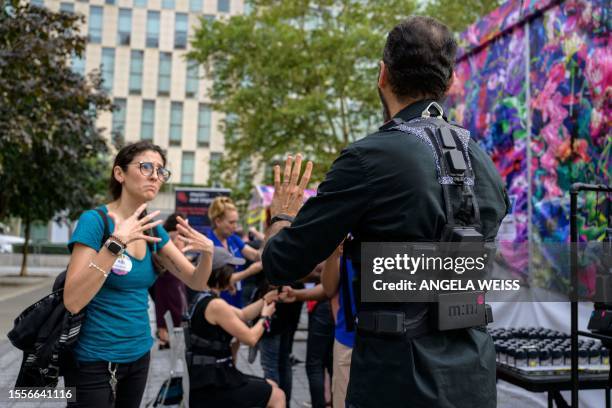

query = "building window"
[[112, 98, 127, 145], [72, 53, 86, 76], [169, 102, 183, 145], [181, 151, 195, 183], [217, 0, 230, 13], [197, 104, 211, 146], [133, 0, 147, 7], [158, 52, 172, 96], [105, 0, 114, 5], [175, 13, 188, 49], [129, 50, 143, 94], [162, 0, 174, 9], [117, 9, 131, 45], [30, 0, 44, 6], [204, 14, 215, 22], [88, 6, 103, 44], [141, 100, 155, 141], [185, 63, 199, 98], [59, 2, 74, 12], [101, 48, 115, 92], [189, 0, 202, 12], [210, 152, 222, 171], [146, 11, 160, 48]]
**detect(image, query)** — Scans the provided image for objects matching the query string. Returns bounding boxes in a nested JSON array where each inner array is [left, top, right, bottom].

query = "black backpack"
[[9, 209, 110, 387]]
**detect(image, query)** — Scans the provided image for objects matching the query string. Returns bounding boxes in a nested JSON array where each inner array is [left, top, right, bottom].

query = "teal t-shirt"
[[68, 206, 170, 363]]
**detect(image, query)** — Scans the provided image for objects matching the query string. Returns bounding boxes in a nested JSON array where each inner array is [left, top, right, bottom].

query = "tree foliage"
[[0, 2, 113, 274], [421, 0, 501, 33], [189, 0, 417, 192]]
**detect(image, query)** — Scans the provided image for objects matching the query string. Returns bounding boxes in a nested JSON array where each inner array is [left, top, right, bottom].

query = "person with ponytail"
[[207, 196, 262, 308]]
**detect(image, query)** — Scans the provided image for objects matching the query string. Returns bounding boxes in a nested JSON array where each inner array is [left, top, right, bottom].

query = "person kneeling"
[[186, 246, 285, 408]]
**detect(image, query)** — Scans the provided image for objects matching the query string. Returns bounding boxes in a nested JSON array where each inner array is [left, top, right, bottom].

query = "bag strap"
[[139, 209, 159, 254], [341, 255, 355, 332], [388, 116, 482, 231], [94, 209, 111, 245]]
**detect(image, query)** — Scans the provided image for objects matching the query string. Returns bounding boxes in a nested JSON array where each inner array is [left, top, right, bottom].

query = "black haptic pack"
[[355, 102, 494, 337]]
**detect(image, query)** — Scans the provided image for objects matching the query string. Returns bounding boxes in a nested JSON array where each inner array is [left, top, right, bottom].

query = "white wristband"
[[89, 261, 109, 278]]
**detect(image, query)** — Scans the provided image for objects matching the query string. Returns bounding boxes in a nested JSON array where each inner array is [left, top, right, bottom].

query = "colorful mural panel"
[[529, 0, 610, 245], [447, 0, 611, 288], [448, 26, 530, 245]]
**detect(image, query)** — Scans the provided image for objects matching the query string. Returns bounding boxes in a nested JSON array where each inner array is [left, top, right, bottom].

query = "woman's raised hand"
[[176, 216, 214, 255], [108, 203, 162, 245]]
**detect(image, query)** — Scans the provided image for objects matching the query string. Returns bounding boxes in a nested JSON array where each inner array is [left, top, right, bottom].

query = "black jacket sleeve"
[[263, 146, 373, 285]]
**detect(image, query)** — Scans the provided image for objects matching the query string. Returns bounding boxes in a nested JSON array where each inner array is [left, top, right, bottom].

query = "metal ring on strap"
[[421, 101, 444, 118]]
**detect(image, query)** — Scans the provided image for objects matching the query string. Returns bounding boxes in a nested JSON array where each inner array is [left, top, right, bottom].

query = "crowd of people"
[[151, 197, 350, 408], [62, 138, 348, 407], [58, 14, 507, 408]]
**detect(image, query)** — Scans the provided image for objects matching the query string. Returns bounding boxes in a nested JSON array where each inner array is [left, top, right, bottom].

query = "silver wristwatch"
[[104, 238, 125, 256]]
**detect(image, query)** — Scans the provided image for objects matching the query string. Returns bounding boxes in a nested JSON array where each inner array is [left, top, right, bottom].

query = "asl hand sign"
[[176, 216, 214, 255], [270, 153, 313, 218], [108, 203, 162, 245]]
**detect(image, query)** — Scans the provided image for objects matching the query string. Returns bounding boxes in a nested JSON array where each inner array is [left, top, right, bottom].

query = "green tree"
[[0, 2, 113, 275], [420, 0, 501, 33], [189, 0, 417, 194]]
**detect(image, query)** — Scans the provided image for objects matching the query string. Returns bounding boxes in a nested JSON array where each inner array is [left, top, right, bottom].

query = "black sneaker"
[[289, 354, 303, 365]]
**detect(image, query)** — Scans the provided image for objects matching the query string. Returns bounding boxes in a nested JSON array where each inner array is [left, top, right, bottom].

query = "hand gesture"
[[278, 286, 297, 303], [176, 216, 214, 255], [108, 203, 163, 245], [263, 289, 279, 304], [261, 300, 276, 318], [270, 153, 313, 218]]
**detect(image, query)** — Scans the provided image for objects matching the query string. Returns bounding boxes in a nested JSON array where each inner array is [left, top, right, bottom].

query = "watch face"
[[107, 240, 123, 255]]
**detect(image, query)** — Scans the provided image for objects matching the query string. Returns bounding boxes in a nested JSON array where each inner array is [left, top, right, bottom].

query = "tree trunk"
[[20, 218, 31, 277]]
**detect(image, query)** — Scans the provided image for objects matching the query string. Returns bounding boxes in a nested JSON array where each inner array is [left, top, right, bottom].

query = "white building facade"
[[24, 0, 244, 243], [31, 0, 243, 185]]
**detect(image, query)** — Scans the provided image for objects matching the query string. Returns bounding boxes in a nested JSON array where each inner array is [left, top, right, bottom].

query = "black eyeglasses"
[[130, 161, 172, 182]]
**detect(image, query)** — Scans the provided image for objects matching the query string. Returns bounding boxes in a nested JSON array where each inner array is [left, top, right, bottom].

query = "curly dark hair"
[[383, 16, 457, 101]]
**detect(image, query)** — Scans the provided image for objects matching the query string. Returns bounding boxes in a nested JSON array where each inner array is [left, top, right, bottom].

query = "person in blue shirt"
[[206, 196, 262, 309], [321, 243, 357, 408], [63, 141, 214, 408]]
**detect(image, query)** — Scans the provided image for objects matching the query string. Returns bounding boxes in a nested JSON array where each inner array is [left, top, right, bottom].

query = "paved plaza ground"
[[0, 268, 603, 407]]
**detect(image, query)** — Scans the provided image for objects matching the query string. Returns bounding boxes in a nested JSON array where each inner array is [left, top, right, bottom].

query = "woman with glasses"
[[63, 141, 214, 408]]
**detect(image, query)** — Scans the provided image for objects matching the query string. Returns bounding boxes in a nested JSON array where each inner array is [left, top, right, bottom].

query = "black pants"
[[260, 329, 296, 405], [64, 352, 150, 408], [306, 300, 334, 408]]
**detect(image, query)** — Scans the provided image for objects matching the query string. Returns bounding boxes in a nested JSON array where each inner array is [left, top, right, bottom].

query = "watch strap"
[[104, 238, 125, 256], [109, 234, 127, 248], [270, 214, 295, 225]]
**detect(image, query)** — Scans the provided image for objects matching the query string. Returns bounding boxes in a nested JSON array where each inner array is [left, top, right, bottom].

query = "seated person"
[[186, 246, 286, 408]]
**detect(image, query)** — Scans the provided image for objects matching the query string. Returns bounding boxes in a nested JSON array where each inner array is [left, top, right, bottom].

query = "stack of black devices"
[[491, 327, 610, 374]]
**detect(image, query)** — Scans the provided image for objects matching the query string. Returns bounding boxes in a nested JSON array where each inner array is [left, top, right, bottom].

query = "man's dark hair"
[[383, 16, 457, 101]]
